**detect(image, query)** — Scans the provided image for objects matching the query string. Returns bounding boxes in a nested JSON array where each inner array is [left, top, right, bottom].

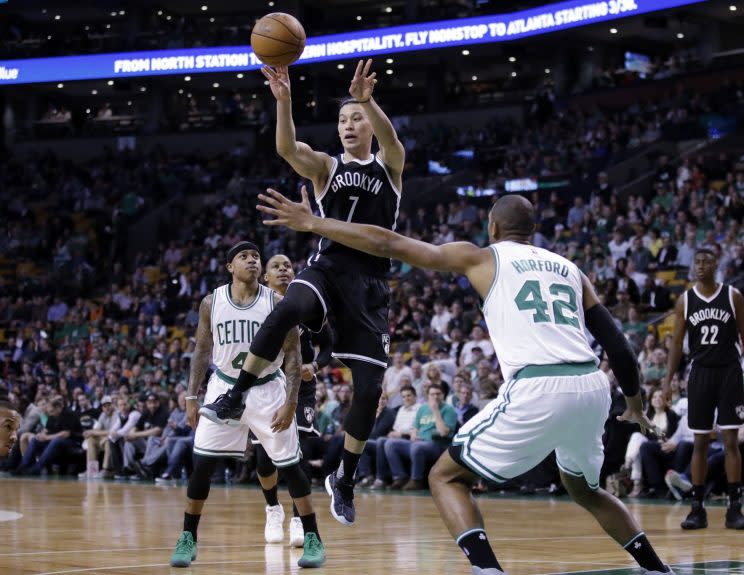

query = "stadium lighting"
[[299, 75, 306, 81], [166, 15, 172, 20], [357, 15, 362, 21], [184, 76, 191, 81], [386, 69, 393, 75], [462, 49, 470, 55], [236, 73, 244, 78], [212, 82, 219, 88], [140, 86, 146, 92], [107, 80, 114, 85], [264, 80, 269, 85], [610, 27, 618, 33], [545, 68, 551, 74], [472, 75, 478, 81], [157, 10, 163, 16], [54, 15, 61, 20], [57, 83, 63, 88], [511, 71, 517, 77], [127, 100, 132, 106], [337, 64, 345, 69], [201, 5, 208, 11], [110, 11, 117, 17], [119, 11, 125, 16], [178, 89, 184, 94], [508, 56, 516, 62], [210, 18, 215, 23], [386, 58, 394, 64], [211, 95, 216, 101], [385, 6, 392, 12], [91, 89, 98, 95], [730, 4, 737, 10], [407, 82, 413, 87], [677, 32, 684, 38], [268, 1, 274, 6], [86, 108, 91, 114]]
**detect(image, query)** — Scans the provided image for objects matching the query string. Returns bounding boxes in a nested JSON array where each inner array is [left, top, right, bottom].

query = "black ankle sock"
[[183, 512, 201, 542], [728, 482, 742, 508], [262, 484, 279, 507], [229, 370, 258, 398], [300, 513, 320, 541], [623, 533, 667, 572], [456, 529, 502, 570], [338, 450, 362, 484], [692, 485, 705, 504], [293, 502, 299, 517]]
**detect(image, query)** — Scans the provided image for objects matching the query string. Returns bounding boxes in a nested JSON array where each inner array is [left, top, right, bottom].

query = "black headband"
[[226, 241, 260, 263]]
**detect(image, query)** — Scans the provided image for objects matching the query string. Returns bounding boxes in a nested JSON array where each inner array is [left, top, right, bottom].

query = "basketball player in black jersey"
[[665, 249, 744, 530], [201, 58, 404, 526], [255, 254, 333, 546]]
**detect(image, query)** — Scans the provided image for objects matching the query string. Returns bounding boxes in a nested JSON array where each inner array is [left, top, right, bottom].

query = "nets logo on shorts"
[[736, 405, 744, 420], [382, 333, 391, 355], [304, 406, 315, 423]]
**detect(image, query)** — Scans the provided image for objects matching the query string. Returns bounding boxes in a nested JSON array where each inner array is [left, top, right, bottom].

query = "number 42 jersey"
[[684, 284, 740, 367], [482, 241, 597, 382]]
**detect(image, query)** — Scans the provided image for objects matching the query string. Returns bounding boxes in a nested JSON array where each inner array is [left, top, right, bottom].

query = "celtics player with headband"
[[257, 191, 676, 575], [170, 241, 326, 569], [201, 58, 404, 527]]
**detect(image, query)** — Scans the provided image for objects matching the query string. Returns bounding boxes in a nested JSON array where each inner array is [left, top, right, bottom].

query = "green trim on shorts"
[[193, 447, 245, 459], [556, 461, 599, 490], [513, 361, 598, 380], [271, 445, 302, 468], [215, 369, 282, 387], [452, 379, 518, 483]]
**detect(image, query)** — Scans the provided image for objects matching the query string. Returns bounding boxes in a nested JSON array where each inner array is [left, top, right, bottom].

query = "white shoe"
[[289, 516, 304, 548], [264, 505, 285, 544], [77, 471, 89, 480]]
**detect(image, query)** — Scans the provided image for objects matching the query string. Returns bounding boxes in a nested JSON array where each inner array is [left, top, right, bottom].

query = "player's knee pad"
[[280, 463, 311, 499], [255, 444, 277, 478], [249, 283, 323, 360], [343, 360, 385, 441], [187, 454, 218, 501]]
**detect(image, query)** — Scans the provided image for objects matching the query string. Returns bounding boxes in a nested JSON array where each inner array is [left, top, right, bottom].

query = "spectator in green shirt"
[[384, 384, 458, 491], [623, 306, 648, 338]]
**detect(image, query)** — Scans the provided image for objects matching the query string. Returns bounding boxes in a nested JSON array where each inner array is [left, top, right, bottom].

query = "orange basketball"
[[251, 13, 306, 67]]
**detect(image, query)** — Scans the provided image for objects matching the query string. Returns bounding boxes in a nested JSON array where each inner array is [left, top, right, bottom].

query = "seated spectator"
[[453, 383, 479, 427], [368, 385, 420, 490], [107, 397, 142, 478], [622, 389, 679, 496], [623, 306, 648, 339], [137, 391, 190, 480], [643, 349, 668, 383], [78, 395, 116, 479], [641, 409, 694, 499], [382, 352, 414, 408], [115, 393, 168, 480], [14, 397, 82, 476], [384, 384, 457, 490]]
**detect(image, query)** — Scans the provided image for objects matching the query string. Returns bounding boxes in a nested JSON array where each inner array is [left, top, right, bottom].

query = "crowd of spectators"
[[2, 69, 744, 500]]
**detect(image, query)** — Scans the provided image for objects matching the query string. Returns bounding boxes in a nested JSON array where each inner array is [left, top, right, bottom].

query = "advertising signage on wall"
[[0, 0, 705, 85]]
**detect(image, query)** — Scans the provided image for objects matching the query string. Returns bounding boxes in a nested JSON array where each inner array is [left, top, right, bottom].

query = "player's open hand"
[[349, 59, 377, 102], [261, 65, 291, 101], [617, 407, 665, 440], [258, 186, 314, 232], [271, 400, 297, 433]]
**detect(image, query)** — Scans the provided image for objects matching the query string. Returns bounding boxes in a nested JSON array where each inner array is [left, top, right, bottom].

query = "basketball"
[[251, 13, 306, 67]]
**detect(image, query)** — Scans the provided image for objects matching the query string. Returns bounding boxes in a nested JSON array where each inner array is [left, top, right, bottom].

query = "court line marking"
[[4, 530, 740, 557]]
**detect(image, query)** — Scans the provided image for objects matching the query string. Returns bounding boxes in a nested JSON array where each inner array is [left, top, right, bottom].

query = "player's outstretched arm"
[[258, 186, 490, 279], [185, 293, 214, 429], [581, 273, 657, 436], [350, 59, 405, 176], [262, 65, 334, 187], [662, 294, 686, 398]]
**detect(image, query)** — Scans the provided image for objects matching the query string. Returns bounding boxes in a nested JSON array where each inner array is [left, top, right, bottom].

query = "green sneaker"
[[170, 531, 198, 567], [297, 532, 326, 568]]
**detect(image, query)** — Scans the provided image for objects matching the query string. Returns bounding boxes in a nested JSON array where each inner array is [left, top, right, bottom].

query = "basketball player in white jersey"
[[257, 190, 676, 575], [170, 241, 326, 569], [0, 398, 21, 457]]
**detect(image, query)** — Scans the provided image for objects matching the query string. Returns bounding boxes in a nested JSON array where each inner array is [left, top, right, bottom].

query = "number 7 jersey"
[[684, 283, 741, 367], [482, 241, 597, 381]]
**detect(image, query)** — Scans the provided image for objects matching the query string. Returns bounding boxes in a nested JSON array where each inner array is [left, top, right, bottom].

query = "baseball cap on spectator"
[[101, 396, 113, 405]]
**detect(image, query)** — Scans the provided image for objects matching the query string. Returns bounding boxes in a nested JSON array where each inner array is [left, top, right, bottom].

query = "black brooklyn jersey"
[[312, 153, 400, 277], [685, 284, 741, 367]]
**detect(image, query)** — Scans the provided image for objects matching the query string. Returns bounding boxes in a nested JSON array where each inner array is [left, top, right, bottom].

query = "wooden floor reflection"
[[0, 478, 742, 575]]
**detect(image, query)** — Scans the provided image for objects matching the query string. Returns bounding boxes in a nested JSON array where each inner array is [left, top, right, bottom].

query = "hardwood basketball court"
[[0, 478, 741, 574]]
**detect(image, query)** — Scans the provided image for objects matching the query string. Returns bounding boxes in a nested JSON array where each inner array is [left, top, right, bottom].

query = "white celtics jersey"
[[483, 241, 597, 381], [211, 283, 284, 381]]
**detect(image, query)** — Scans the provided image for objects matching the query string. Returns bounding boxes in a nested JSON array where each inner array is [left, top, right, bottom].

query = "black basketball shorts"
[[291, 264, 390, 369], [687, 361, 744, 432]]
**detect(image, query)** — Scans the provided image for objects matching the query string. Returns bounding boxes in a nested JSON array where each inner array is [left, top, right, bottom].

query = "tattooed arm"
[[186, 293, 213, 429]]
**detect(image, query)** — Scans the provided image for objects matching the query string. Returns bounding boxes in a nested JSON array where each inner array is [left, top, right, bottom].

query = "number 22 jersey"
[[684, 284, 740, 367]]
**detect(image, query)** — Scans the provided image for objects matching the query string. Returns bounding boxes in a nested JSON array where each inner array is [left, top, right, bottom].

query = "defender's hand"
[[258, 186, 315, 232]]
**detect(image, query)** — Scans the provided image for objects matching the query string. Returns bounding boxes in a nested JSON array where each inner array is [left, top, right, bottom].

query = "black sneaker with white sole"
[[198, 393, 244, 424], [325, 471, 355, 526], [681, 503, 707, 530]]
